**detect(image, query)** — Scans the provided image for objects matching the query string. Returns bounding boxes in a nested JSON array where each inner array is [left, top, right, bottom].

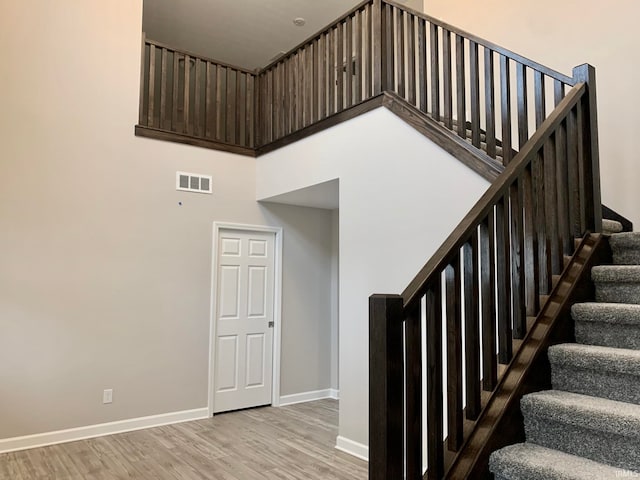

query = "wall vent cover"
[[176, 172, 213, 194]]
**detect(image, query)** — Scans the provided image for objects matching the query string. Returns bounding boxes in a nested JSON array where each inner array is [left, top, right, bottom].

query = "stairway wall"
[[425, 0, 640, 228], [257, 109, 490, 456]]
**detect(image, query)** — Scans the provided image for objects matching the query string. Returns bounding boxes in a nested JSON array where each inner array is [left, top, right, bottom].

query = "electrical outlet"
[[103, 389, 113, 404]]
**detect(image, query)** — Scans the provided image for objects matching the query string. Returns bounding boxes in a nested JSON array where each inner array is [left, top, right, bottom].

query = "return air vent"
[[176, 171, 212, 194]]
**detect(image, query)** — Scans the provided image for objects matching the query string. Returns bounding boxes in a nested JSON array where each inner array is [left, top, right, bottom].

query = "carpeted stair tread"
[[609, 231, 640, 264], [572, 302, 640, 325], [522, 390, 640, 437], [549, 343, 640, 375], [489, 443, 623, 480], [602, 219, 624, 234], [592, 265, 640, 282], [549, 344, 640, 403]]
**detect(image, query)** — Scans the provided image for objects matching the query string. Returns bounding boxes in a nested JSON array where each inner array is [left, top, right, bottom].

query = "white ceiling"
[[143, 0, 423, 70]]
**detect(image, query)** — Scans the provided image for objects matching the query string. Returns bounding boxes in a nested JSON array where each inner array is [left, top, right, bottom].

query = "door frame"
[[207, 222, 284, 417]]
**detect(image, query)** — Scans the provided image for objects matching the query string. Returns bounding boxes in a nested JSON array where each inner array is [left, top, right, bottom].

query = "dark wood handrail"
[[402, 82, 586, 308]]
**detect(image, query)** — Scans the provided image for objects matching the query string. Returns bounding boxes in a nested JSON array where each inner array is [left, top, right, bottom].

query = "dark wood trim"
[[442, 233, 612, 479], [381, 92, 503, 182], [135, 125, 256, 157], [602, 204, 634, 232]]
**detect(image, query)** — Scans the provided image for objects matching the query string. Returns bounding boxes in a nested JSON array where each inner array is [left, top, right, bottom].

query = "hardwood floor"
[[0, 399, 367, 480]]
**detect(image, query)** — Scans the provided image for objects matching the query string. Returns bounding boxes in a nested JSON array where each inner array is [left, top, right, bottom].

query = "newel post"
[[573, 63, 603, 233], [369, 294, 404, 480]]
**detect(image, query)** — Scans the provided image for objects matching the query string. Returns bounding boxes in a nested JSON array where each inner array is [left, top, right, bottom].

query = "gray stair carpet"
[[490, 443, 624, 480], [603, 218, 624, 234], [522, 390, 640, 471], [610, 232, 640, 264], [549, 343, 640, 404], [593, 265, 640, 303], [573, 302, 640, 349], [490, 223, 640, 479]]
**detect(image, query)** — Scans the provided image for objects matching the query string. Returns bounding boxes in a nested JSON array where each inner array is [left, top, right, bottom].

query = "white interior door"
[[214, 228, 275, 413]]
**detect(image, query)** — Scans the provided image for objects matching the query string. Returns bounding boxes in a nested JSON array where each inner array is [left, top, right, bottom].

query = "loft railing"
[[138, 0, 576, 163], [369, 65, 601, 479], [138, 35, 257, 149]]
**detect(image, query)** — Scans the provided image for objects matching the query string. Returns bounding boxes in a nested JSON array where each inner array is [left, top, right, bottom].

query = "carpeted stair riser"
[[490, 443, 625, 480], [522, 391, 640, 471], [549, 344, 640, 404], [573, 303, 640, 349], [602, 219, 624, 235], [610, 232, 640, 265], [592, 266, 640, 304]]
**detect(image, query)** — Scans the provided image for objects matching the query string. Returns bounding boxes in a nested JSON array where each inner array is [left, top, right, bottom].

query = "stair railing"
[[369, 64, 601, 480]]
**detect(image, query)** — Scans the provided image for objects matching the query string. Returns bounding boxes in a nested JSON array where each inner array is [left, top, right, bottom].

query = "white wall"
[[0, 0, 333, 441], [424, 0, 640, 227], [257, 108, 490, 454]]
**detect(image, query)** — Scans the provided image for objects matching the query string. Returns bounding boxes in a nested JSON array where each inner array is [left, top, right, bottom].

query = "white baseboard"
[[0, 408, 209, 454], [335, 435, 369, 461], [278, 388, 339, 407]]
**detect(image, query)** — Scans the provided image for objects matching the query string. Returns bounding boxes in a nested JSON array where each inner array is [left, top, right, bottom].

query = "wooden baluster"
[[510, 178, 526, 339], [312, 39, 319, 123], [566, 104, 581, 237], [194, 58, 202, 137], [554, 80, 565, 107], [495, 196, 512, 363], [534, 71, 546, 128], [455, 35, 466, 139], [545, 134, 561, 275], [425, 282, 444, 480], [463, 236, 481, 420], [484, 48, 496, 158], [516, 63, 528, 150], [418, 18, 427, 112], [556, 118, 571, 256], [292, 54, 299, 131], [328, 28, 336, 115], [147, 44, 156, 127], [183, 54, 191, 135], [522, 163, 540, 316], [364, 4, 373, 99], [446, 258, 463, 451], [205, 62, 214, 139], [369, 295, 404, 480], [575, 99, 587, 233], [283, 59, 290, 136], [500, 55, 512, 164], [224, 68, 234, 142], [407, 13, 416, 106], [246, 74, 254, 147], [405, 300, 422, 480], [354, 11, 362, 104], [236, 72, 244, 144], [384, 3, 394, 91], [305, 45, 313, 127], [395, 8, 405, 98], [469, 40, 480, 148], [319, 35, 326, 120], [372, 0, 384, 94], [337, 24, 344, 113], [159, 48, 168, 130], [346, 16, 353, 108], [534, 148, 551, 294], [480, 217, 497, 391], [430, 23, 440, 121], [216, 66, 224, 141], [172, 51, 179, 131], [139, 35, 147, 126], [443, 29, 453, 129]]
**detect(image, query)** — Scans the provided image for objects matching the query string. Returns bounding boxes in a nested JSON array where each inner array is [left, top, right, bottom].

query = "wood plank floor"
[[0, 399, 367, 480]]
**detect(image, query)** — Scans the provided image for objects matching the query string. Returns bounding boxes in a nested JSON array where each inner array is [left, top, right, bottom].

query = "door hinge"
[[268, 321, 274, 328]]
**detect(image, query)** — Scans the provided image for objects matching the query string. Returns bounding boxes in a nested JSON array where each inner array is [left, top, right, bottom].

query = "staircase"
[[490, 219, 640, 479]]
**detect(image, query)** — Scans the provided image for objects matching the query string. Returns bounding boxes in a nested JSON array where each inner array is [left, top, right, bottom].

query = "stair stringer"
[[444, 233, 612, 479]]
